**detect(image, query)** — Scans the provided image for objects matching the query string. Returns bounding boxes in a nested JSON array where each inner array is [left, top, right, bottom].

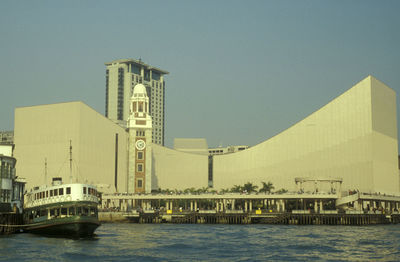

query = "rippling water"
[[1, 223, 400, 261]]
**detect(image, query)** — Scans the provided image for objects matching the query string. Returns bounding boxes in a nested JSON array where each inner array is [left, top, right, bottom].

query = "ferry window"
[[51, 208, 59, 217], [76, 207, 82, 215], [40, 209, 47, 217], [59, 188, 64, 196], [83, 207, 89, 216], [50, 190, 53, 197], [54, 189, 58, 196], [66, 187, 71, 194], [61, 208, 67, 216], [46, 191, 48, 198], [69, 207, 75, 216], [83, 187, 87, 194]]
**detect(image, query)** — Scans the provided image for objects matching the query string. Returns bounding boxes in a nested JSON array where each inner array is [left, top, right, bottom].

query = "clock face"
[[135, 139, 146, 150]]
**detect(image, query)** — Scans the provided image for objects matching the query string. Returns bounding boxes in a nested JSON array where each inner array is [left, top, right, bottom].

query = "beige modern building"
[[14, 102, 128, 193], [152, 144, 209, 190], [174, 138, 209, 155], [105, 59, 168, 146], [212, 76, 399, 194], [12, 76, 400, 195]]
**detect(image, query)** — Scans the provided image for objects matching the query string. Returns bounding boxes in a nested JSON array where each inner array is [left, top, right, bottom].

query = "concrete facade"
[[151, 144, 209, 190], [14, 102, 128, 192], [12, 75, 399, 196], [174, 138, 209, 155], [212, 76, 399, 195]]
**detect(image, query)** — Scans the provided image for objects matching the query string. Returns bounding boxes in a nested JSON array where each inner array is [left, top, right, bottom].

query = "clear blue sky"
[[1, 0, 399, 148]]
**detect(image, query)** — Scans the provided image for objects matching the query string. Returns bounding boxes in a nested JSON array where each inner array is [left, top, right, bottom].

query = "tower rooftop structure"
[[105, 58, 168, 146], [133, 83, 147, 96], [105, 59, 169, 75]]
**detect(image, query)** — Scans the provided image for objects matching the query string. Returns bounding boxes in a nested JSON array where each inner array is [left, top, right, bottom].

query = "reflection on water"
[[1, 224, 400, 261]]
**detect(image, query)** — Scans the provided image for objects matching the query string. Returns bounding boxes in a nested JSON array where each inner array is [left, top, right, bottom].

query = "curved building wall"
[[213, 76, 399, 194], [152, 144, 208, 190], [14, 102, 128, 192]]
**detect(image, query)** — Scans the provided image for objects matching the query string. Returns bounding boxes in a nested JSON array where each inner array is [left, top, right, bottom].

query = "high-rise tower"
[[128, 84, 153, 193], [105, 59, 168, 146]]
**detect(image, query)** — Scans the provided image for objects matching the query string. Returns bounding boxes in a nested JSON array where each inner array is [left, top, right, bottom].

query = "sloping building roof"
[[173, 138, 209, 155]]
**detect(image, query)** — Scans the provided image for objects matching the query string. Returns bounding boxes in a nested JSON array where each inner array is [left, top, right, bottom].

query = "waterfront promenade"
[[99, 192, 400, 225]]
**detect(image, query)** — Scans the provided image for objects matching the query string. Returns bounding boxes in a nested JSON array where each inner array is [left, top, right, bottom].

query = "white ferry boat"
[[23, 177, 100, 238]]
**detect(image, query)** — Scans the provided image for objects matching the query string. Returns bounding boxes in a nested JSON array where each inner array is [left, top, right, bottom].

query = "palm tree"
[[220, 188, 230, 194], [183, 187, 196, 194], [259, 181, 274, 194], [196, 187, 209, 194], [242, 182, 258, 193], [275, 188, 288, 194], [230, 185, 243, 193]]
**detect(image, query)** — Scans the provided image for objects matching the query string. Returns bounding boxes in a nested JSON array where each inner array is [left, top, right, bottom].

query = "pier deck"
[[99, 210, 400, 225], [99, 192, 400, 225], [0, 213, 23, 234]]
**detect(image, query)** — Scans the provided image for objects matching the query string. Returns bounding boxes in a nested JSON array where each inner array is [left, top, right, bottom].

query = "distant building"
[[0, 131, 13, 145], [208, 145, 249, 156], [174, 138, 209, 155], [105, 59, 168, 146], [0, 145, 25, 213]]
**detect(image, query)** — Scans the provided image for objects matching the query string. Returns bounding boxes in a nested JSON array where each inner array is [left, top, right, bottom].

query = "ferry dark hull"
[[24, 217, 100, 238]]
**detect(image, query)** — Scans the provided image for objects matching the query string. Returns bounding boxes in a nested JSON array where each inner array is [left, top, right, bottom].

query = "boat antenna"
[[44, 157, 47, 185], [69, 140, 72, 184]]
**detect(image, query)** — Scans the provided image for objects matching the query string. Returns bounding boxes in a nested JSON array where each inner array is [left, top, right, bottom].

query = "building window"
[[137, 164, 143, 172], [117, 68, 124, 120], [59, 188, 64, 196], [137, 151, 143, 160], [137, 179, 143, 188], [132, 65, 140, 75], [66, 187, 71, 194], [83, 187, 87, 194]]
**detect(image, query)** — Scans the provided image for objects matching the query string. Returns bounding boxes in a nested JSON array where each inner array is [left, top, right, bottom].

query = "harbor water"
[[1, 223, 400, 261]]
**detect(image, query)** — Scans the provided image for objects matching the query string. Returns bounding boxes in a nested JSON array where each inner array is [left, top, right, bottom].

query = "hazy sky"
[[1, 0, 399, 148]]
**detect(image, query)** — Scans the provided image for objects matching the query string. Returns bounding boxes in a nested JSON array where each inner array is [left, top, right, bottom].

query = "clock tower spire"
[[128, 84, 153, 193]]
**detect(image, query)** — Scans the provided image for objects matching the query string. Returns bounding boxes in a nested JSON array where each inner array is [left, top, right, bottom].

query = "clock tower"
[[128, 84, 153, 193]]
